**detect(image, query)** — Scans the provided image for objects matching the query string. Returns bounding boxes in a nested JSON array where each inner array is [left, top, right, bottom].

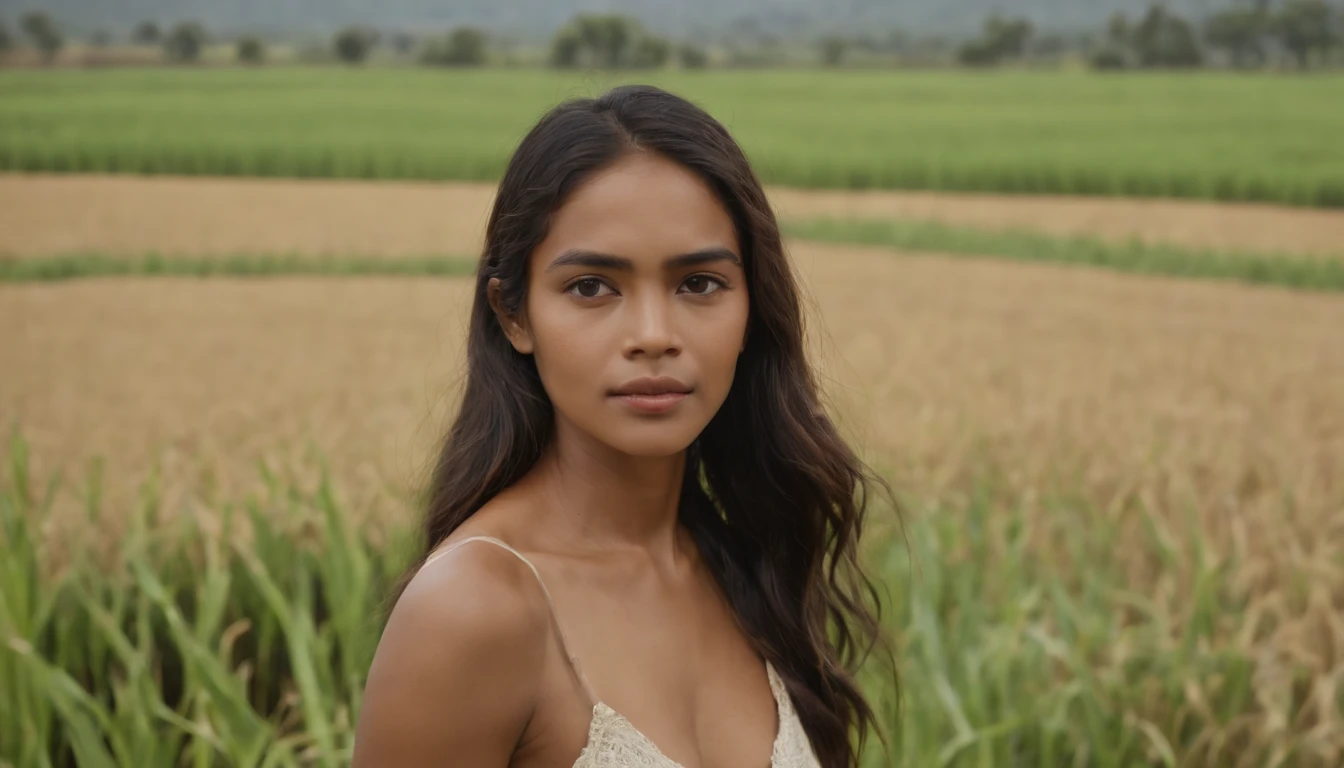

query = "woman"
[[353, 84, 893, 768]]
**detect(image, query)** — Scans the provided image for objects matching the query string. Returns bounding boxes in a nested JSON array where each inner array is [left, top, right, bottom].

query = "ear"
[[487, 277, 534, 355]]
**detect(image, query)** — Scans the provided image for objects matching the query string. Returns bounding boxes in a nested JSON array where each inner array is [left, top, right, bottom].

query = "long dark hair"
[[417, 84, 895, 767]]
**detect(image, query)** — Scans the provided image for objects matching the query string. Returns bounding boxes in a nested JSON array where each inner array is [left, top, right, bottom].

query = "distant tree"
[[986, 14, 1034, 57], [334, 26, 377, 64], [421, 27, 488, 66], [164, 22, 207, 63], [677, 43, 708, 69], [447, 27, 487, 65], [0, 20, 13, 56], [236, 36, 265, 64], [389, 31, 416, 56], [958, 12, 1033, 66], [820, 36, 847, 66], [1272, 0, 1336, 68], [957, 39, 998, 66], [1131, 4, 1202, 68], [549, 14, 667, 69], [630, 35, 670, 68], [1091, 48, 1129, 70], [550, 28, 581, 68], [89, 29, 113, 48], [1105, 12, 1132, 48], [133, 21, 161, 45], [21, 11, 63, 64], [1206, 6, 1268, 68], [579, 14, 632, 68]]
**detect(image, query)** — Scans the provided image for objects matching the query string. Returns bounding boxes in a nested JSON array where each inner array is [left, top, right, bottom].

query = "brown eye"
[[680, 275, 723, 296], [567, 278, 612, 299]]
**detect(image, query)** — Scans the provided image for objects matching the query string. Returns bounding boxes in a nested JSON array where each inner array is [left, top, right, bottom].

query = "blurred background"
[[1, 1, 1342, 766]]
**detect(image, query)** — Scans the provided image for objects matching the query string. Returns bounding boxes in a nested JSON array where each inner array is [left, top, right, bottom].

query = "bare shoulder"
[[352, 535, 553, 767], [397, 534, 552, 656]]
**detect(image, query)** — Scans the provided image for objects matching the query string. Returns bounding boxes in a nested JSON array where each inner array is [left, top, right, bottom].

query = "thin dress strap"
[[423, 536, 600, 707]]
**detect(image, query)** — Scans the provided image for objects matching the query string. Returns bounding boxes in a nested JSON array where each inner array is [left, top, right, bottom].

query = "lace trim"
[[572, 662, 821, 767]]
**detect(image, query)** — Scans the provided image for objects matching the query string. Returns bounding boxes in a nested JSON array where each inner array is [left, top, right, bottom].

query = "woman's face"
[[500, 151, 749, 458]]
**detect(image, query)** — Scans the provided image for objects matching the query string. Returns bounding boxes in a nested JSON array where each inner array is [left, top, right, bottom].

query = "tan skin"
[[352, 152, 780, 767]]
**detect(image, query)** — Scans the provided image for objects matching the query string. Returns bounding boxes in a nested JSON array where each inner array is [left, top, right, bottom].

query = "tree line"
[[949, 0, 1340, 70], [0, 11, 703, 69], [0, 15, 254, 64], [1, 3, 1340, 70]]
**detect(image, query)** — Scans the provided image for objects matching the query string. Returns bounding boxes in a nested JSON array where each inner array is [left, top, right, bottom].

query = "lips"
[[609, 376, 693, 414], [610, 377, 692, 397]]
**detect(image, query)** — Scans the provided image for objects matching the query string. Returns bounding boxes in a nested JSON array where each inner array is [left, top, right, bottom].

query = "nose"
[[624, 292, 680, 359]]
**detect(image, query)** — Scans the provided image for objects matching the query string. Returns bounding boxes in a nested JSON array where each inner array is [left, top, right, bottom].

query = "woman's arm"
[[352, 543, 550, 767]]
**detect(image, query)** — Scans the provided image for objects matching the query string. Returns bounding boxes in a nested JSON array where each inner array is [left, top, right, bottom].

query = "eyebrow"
[[545, 247, 742, 272]]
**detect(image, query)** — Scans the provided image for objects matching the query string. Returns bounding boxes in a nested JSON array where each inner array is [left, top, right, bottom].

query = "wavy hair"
[[416, 84, 895, 767]]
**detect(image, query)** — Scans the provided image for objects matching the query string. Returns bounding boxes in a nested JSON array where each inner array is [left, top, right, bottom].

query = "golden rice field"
[[5, 174, 1344, 258], [2, 174, 1343, 766], [3, 176, 1342, 513]]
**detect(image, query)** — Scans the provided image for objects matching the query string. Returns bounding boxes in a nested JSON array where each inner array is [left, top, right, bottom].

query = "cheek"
[[694, 298, 751, 393], [525, 295, 606, 394]]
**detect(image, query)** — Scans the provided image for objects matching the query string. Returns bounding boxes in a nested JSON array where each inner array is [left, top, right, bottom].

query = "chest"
[[513, 588, 790, 767]]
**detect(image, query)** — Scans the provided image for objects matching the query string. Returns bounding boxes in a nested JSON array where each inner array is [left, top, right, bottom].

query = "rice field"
[[785, 218, 1344, 291], [2, 172, 1343, 765], [8, 174, 1344, 260], [5, 174, 1341, 292], [1, 68, 1343, 206]]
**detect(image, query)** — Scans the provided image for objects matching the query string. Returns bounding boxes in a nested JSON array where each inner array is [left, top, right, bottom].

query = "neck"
[[528, 417, 688, 558]]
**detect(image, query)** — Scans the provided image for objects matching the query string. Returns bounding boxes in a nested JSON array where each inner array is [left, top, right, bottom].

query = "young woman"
[[353, 84, 893, 768]]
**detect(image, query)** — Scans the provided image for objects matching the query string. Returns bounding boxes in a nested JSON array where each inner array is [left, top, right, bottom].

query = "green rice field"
[[1, 68, 1343, 206], [4, 437, 1323, 768]]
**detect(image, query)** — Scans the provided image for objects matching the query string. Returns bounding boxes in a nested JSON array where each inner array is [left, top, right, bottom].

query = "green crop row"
[[5, 222, 1341, 292], [1, 69, 1342, 206], [0, 252, 477, 282], [2, 433, 1337, 767], [785, 217, 1344, 291]]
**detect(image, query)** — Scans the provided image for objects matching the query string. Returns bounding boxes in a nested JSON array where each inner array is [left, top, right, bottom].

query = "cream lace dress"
[[427, 536, 823, 768]]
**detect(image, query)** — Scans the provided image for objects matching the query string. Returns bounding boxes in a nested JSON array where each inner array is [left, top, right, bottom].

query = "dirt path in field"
[[4, 174, 1343, 258], [5, 244, 1341, 524]]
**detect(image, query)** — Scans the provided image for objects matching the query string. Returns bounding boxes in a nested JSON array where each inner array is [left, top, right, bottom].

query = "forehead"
[[537, 152, 739, 263]]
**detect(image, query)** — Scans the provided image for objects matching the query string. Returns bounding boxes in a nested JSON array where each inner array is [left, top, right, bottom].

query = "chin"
[[602, 424, 701, 459]]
